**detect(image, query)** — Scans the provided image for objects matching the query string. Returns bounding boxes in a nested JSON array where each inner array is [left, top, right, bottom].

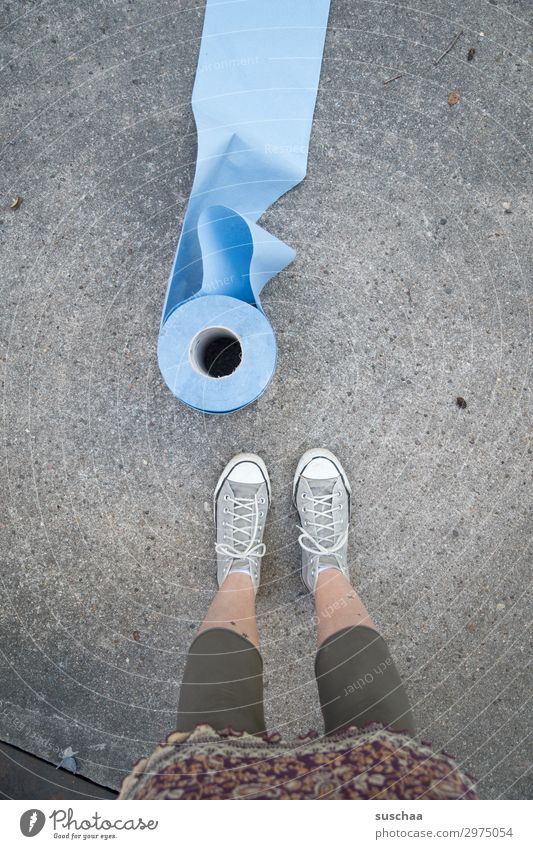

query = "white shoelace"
[[215, 493, 266, 567], [297, 491, 348, 561]]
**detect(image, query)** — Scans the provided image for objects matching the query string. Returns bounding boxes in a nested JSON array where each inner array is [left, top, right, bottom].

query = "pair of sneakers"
[[214, 449, 351, 593]]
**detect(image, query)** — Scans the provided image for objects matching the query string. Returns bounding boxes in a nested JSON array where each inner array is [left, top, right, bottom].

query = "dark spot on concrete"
[[456, 396, 467, 409], [467, 48, 476, 61]]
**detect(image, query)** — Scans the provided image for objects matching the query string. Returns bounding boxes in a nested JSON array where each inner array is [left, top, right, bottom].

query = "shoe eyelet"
[[301, 492, 307, 499], [223, 494, 229, 501], [259, 511, 264, 517], [223, 507, 228, 514], [259, 497, 265, 504]]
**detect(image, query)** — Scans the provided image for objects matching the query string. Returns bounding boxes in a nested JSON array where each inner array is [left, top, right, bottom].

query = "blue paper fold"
[[158, 0, 331, 412]]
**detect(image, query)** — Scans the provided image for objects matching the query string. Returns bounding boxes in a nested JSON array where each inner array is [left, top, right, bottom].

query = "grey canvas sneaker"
[[293, 448, 351, 592], [214, 453, 270, 594]]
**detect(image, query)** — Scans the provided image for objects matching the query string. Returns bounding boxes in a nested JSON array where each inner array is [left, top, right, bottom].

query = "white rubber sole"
[[213, 452, 271, 520], [292, 447, 351, 508]]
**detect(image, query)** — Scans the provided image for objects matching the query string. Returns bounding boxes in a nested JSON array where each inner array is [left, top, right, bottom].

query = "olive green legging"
[[177, 625, 415, 737]]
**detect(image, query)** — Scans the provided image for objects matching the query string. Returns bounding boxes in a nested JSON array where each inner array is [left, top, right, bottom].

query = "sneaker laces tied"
[[215, 493, 266, 565], [297, 491, 348, 561]]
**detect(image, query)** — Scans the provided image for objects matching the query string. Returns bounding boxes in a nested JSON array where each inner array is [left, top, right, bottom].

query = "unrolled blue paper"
[[158, 0, 331, 413]]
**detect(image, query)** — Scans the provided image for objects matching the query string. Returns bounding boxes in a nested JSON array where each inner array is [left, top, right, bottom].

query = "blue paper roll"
[[158, 0, 331, 413]]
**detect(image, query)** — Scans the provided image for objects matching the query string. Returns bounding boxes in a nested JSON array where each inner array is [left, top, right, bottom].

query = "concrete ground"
[[0, 0, 531, 800], [0, 742, 116, 800]]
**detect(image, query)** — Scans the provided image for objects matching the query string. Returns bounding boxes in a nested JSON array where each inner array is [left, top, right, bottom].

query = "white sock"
[[229, 563, 252, 576], [317, 559, 342, 573]]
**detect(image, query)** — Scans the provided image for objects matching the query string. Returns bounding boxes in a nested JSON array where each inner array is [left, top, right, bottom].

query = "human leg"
[[176, 454, 270, 735], [293, 449, 415, 736]]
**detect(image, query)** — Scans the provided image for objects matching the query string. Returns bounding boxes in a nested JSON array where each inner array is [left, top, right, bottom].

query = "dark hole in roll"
[[202, 334, 242, 377]]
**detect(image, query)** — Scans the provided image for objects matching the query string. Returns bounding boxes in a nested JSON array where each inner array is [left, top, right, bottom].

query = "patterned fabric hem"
[[119, 724, 478, 800]]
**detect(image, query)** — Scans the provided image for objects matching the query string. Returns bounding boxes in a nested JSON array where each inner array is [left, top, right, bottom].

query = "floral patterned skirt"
[[118, 723, 478, 800]]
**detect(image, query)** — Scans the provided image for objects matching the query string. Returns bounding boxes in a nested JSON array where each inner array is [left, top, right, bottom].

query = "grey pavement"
[[0, 0, 531, 799]]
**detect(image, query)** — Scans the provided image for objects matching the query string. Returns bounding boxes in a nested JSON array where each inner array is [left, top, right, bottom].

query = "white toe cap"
[[302, 456, 339, 480], [227, 460, 265, 485]]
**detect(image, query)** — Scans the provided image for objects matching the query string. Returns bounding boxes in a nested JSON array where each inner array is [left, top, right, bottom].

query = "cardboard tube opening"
[[190, 326, 242, 378]]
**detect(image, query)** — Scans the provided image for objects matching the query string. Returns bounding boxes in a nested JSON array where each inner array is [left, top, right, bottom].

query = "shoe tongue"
[[310, 478, 335, 498], [230, 481, 260, 500], [229, 560, 251, 573], [318, 555, 339, 567]]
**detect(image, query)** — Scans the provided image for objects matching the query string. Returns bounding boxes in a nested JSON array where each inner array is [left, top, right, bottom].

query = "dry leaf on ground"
[[448, 88, 460, 106]]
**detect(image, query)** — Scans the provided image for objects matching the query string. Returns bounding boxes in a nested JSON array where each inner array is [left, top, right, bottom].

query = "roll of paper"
[[158, 0, 331, 413]]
